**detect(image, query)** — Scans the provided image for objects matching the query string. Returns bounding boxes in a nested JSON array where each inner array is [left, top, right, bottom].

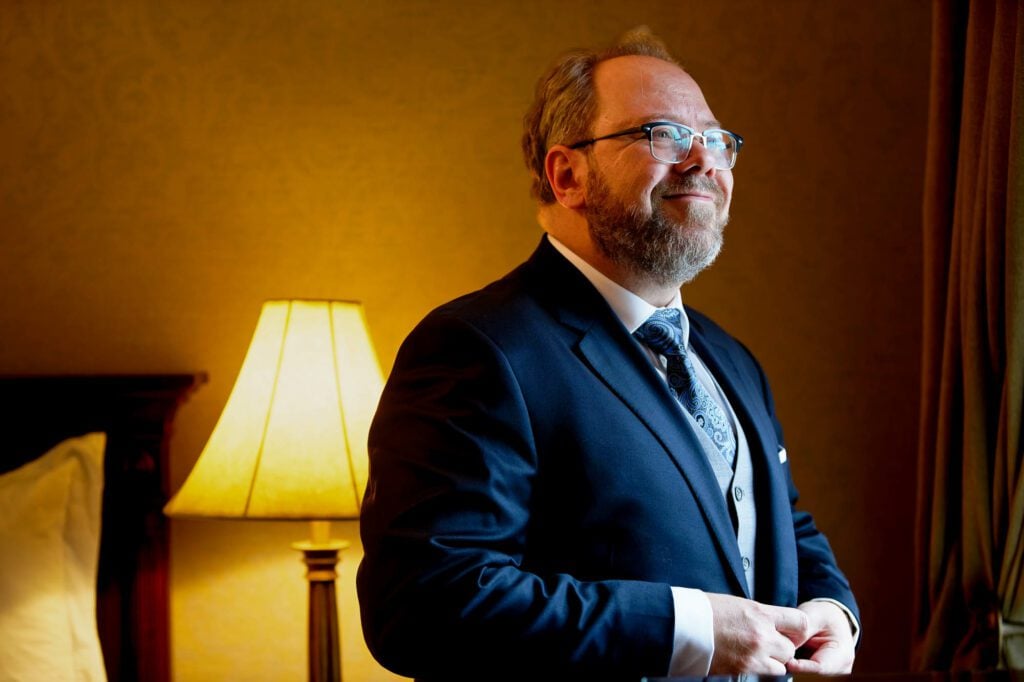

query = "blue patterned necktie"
[[634, 309, 737, 466]]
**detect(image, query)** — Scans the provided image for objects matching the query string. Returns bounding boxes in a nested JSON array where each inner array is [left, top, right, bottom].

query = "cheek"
[[718, 176, 734, 208], [598, 157, 668, 209], [639, 168, 671, 199], [617, 173, 661, 207]]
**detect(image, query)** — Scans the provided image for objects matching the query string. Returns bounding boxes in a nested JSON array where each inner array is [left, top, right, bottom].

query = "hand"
[[706, 593, 812, 675], [785, 600, 856, 674]]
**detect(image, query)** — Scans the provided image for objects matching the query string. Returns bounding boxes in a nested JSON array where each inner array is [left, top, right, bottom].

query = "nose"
[[673, 136, 717, 177]]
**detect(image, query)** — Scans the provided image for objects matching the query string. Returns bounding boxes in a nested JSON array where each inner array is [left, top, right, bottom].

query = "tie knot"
[[634, 309, 684, 357]]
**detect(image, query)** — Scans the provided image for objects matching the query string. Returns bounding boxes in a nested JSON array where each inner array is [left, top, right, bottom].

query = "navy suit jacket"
[[357, 236, 857, 680]]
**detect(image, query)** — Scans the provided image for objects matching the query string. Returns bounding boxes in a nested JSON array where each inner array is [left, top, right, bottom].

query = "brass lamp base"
[[293, 537, 350, 682]]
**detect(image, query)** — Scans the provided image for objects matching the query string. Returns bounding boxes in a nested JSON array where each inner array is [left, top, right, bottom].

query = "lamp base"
[[293, 539, 350, 682]]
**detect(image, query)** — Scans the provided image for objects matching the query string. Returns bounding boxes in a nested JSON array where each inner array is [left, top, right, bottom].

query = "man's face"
[[583, 56, 734, 286]]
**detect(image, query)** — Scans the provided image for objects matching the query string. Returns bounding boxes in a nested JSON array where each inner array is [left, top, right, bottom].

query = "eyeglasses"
[[568, 121, 744, 170]]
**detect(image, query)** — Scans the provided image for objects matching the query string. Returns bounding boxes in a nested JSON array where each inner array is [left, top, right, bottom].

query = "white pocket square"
[[778, 447, 788, 463]]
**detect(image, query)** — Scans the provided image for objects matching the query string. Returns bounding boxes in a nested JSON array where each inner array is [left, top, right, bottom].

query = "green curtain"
[[913, 0, 1024, 670]]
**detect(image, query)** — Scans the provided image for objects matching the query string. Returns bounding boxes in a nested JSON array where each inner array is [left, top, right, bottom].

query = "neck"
[[614, 273, 681, 308]]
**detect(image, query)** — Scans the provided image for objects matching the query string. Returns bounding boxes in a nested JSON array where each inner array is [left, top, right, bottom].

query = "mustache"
[[657, 177, 723, 201]]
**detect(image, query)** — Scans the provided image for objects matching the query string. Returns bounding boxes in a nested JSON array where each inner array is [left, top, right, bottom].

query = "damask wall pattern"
[[0, 1, 931, 679]]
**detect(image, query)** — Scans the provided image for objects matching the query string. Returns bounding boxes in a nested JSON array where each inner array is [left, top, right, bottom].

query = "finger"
[[767, 634, 797, 665], [761, 656, 788, 676], [770, 606, 811, 642], [808, 640, 853, 673], [786, 657, 823, 674]]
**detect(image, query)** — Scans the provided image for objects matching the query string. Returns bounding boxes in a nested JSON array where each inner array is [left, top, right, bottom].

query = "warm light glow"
[[164, 300, 383, 520]]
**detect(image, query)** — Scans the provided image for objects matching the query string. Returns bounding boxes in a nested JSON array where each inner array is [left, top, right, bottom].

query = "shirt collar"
[[547, 235, 691, 347]]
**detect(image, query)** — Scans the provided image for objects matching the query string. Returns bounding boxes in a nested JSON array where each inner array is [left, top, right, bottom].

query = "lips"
[[664, 191, 714, 201]]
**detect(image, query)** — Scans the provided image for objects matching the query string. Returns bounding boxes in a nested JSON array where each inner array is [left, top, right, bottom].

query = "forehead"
[[592, 55, 717, 130]]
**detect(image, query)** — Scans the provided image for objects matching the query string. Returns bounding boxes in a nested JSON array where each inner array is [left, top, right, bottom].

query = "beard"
[[586, 169, 729, 287]]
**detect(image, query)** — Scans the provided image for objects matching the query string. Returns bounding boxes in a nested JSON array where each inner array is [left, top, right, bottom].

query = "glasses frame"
[[568, 121, 744, 170]]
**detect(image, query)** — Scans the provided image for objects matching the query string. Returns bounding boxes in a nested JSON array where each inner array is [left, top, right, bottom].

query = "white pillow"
[[0, 433, 107, 682]]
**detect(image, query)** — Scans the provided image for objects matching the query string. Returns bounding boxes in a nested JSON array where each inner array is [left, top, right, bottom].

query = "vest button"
[[733, 487, 744, 501]]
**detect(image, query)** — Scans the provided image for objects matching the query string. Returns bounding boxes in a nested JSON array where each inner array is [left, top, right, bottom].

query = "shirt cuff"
[[810, 597, 861, 645], [668, 587, 714, 675]]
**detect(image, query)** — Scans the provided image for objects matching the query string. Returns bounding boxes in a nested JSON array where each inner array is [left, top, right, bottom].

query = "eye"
[[651, 125, 683, 141], [705, 131, 733, 152]]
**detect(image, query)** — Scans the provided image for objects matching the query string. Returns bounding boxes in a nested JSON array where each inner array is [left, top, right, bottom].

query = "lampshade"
[[165, 300, 383, 520]]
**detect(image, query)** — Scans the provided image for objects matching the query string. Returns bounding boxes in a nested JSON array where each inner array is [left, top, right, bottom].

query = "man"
[[358, 29, 859, 680]]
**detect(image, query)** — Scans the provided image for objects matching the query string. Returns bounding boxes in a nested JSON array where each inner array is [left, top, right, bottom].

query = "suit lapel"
[[522, 240, 750, 595], [686, 320, 778, 458], [688, 314, 797, 604]]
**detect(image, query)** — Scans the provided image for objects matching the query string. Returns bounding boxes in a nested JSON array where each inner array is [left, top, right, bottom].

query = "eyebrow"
[[623, 115, 723, 129]]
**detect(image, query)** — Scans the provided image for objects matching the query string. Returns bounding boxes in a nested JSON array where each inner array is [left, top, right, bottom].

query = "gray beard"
[[586, 172, 728, 287]]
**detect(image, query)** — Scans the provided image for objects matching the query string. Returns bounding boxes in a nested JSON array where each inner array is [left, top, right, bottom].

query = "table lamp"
[[164, 299, 384, 682]]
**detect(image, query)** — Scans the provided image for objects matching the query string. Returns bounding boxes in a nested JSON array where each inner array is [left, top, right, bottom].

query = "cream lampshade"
[[165, 299, 384, 682]]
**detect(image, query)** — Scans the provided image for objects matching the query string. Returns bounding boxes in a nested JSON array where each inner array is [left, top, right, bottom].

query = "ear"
[[544, 145, 588, 209]]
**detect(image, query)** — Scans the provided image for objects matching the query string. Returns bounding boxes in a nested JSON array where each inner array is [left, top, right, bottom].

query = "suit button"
[[733, 487, 743, 502], [742, 556, 751, 570]]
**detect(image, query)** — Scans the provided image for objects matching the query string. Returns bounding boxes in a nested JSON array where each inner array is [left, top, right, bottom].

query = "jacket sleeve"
[[356, 310, 675, 679]]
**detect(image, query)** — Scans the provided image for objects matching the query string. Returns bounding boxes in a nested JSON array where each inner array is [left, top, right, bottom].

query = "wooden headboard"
[[0, 374, 204, 682]]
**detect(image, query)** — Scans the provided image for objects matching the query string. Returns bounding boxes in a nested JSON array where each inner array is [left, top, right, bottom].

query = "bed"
[[0, 374, 204, 682]]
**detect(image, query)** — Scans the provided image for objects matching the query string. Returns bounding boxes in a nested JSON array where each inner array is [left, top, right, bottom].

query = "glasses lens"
[[704, 130, 740, 169], [647, 125, 742, 168], [649, 124, 690, 163]]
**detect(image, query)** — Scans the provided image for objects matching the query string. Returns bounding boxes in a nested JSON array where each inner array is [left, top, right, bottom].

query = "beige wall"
[[0, 1, 931, 678]]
